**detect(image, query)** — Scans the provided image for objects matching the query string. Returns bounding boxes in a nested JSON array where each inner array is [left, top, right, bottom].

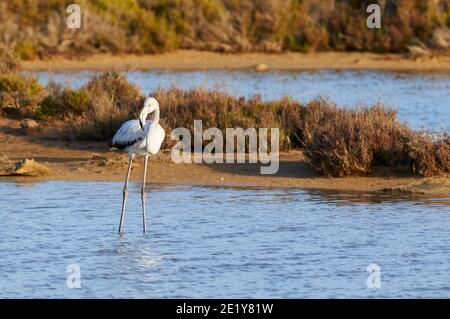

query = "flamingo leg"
[[141, 155, 149, 234], [141, 155, 148, 234], [119, 155, 134, 234]]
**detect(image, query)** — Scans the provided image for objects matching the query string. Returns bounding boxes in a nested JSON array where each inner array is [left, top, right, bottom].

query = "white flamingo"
[[112, 96, 165, 234]]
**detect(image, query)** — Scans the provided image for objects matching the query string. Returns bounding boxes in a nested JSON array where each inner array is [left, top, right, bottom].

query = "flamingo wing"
[[112, 120, 146, 150]]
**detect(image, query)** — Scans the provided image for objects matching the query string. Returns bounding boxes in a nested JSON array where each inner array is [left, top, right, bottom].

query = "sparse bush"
[[63, 90, 88, 116], [0, 73, 44, 116], [0, 45, 20, 73], [408, 131, 450, 177], [82, 71, 144, 111], [300, 101, 450, 177], [301, 102, 413, 177], [153, 86, 299, 150], [35, 83, 88, 119], [75, 90, 132, 141], [36, 95, 60, 119], [75, 71, 145, 140]]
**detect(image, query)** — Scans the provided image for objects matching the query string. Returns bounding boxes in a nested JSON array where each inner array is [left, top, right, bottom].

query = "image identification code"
[[176, 303, 274, 316]]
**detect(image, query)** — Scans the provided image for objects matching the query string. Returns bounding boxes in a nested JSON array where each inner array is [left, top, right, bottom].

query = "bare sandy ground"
[[1, 118, 449, 196], [20, 50, 450, 73]]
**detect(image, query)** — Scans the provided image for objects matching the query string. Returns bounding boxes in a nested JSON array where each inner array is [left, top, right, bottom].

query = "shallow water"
[[1, 181, 449, 298], [35, 70, 450, 131]]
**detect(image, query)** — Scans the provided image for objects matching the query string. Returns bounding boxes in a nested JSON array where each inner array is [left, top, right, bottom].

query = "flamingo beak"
[[139, 109, 146, 130]]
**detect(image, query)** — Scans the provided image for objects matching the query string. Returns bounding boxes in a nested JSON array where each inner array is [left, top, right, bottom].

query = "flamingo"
[[111, 96, 165, 234]]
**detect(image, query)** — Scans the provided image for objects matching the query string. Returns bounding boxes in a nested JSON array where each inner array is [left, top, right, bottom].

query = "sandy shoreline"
[[20, 50, 450, 73], [1, 118, 449, 196]]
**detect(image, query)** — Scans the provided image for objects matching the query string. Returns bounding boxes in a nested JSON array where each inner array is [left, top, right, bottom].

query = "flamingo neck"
[[152, 106, 160, 124]]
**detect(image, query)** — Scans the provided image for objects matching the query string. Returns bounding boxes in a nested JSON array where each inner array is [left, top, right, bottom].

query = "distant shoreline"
[[20, 50, 450, 73]]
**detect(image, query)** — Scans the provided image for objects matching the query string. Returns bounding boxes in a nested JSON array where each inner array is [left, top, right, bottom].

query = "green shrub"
[[35, 82, 88, 119], [0, 73, 44, 116], [64, 90, 88, 115], [36, 95, 60, 119]]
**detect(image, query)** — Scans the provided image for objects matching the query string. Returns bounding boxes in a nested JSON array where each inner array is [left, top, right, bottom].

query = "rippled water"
[[1, 181, 449, 298], [35, 70, 450, 131]]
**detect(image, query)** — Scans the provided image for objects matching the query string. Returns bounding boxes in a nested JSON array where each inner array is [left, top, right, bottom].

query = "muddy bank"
[[0, 118, 448, 196], [20, 50, 450, 73]]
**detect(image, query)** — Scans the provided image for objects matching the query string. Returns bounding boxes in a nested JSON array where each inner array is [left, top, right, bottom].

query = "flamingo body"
[[112, 96, 164, 234], [112, 119, 165, 156]]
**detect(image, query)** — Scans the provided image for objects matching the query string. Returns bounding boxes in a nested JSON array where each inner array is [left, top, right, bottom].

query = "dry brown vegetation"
[[0, 45, 20, 73], [0, 69, 449, 177], [153, 86, 301, 150], [74, 71, 144, 140], [155, 88, 450, 177], [300, 101, 450, 177], [1, 0, 449, 59]]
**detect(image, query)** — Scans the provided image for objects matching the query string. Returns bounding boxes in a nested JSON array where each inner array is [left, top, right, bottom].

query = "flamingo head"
[[139, 97, 159, 130]]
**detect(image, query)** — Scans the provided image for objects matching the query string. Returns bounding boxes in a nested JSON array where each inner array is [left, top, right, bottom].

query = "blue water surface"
[[0, 181, 449, 298]]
